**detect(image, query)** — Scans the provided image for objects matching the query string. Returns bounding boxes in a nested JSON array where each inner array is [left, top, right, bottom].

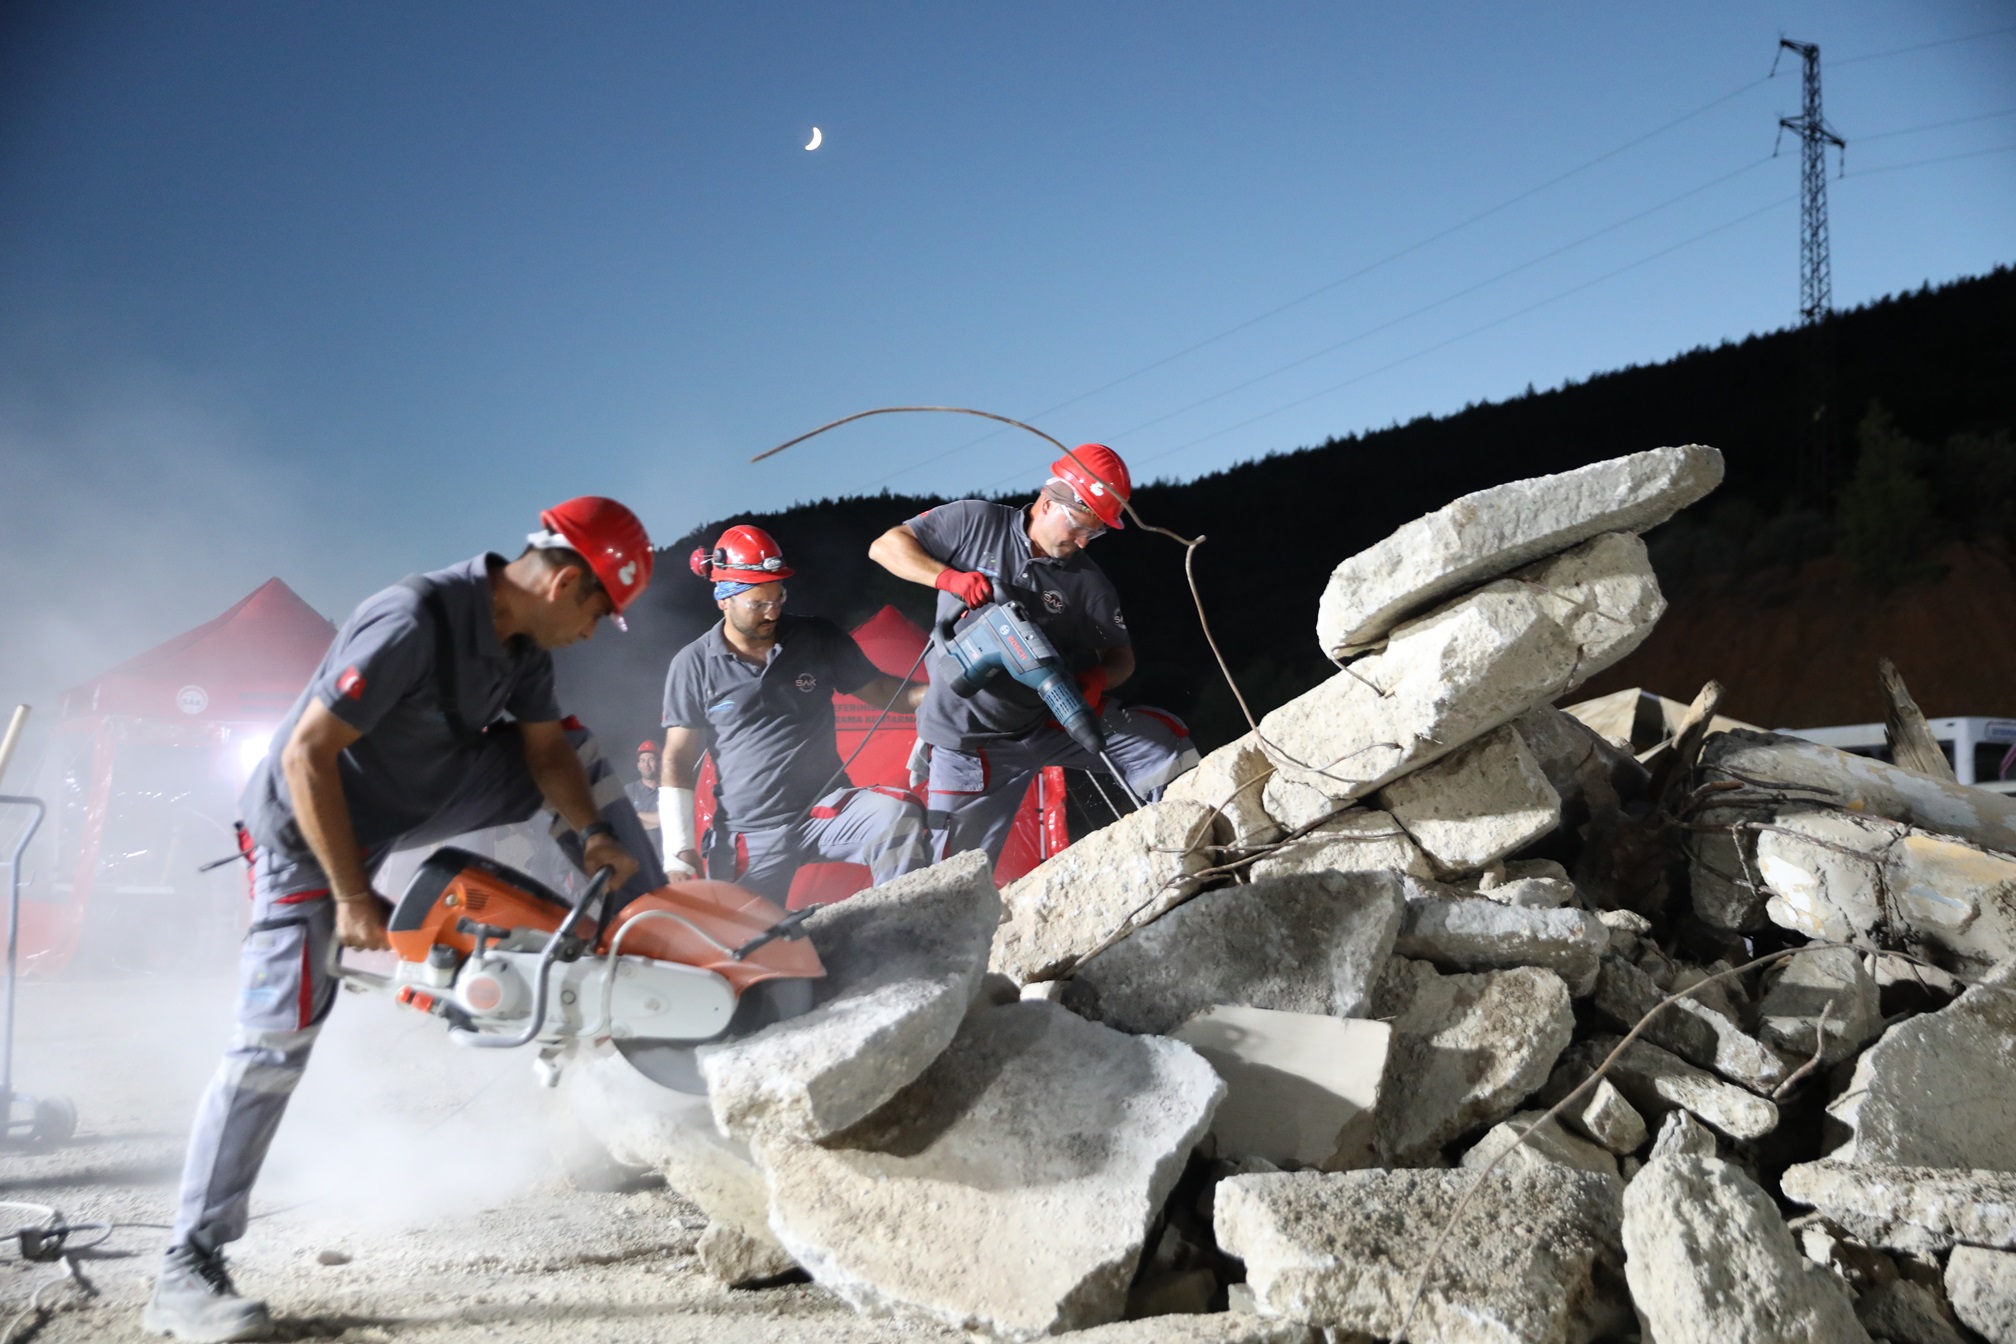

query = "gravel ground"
[[0, 971, 967, 1343]]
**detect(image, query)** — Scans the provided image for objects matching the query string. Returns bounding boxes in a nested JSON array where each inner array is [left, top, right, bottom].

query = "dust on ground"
[[0, 971, 966, 1343]]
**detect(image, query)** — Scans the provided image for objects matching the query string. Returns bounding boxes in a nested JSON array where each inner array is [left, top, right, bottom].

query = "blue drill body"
[[936, 601, 1106, 757]]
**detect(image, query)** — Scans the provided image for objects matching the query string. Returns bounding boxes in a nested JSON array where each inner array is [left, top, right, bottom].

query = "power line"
[[1832, 20, 2016, 67], [860, 72, 1778, 489], [1844, 139, 2016, 177], [1856, 105, 2016, 143]]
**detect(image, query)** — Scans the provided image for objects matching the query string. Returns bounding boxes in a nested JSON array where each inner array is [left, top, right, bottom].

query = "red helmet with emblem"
[[638, 739, 659, 755], [1050, 444, 1132, 530], [688, 524, 795, 584], [533, 496, 654, 616]]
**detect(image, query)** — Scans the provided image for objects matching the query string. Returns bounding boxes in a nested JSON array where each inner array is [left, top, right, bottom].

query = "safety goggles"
[[732, 588, 788, 614], [1056, 497, 1107, 539]]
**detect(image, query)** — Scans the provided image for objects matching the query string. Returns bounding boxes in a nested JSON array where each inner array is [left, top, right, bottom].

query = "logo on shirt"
[[1111, 608, 1126, 630], [707, 698, 736, 718], [336, 667, 367, 701], [1042, 590, 1066, 614], [795, 673, 819, 693]]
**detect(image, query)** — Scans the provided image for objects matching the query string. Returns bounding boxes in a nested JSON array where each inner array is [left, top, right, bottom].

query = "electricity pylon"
[[1774, 38, 1847, 500]]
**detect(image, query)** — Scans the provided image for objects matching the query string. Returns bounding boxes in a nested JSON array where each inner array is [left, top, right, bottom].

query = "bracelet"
[[580, 820, 617, 843]]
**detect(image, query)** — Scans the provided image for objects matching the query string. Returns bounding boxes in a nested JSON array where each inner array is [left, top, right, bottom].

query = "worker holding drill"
[[658, 525, 934, 902], [148, 498, 663, 1343], [868, 445, 1198, 864]]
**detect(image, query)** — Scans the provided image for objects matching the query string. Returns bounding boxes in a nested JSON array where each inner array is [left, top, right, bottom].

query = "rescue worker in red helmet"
[[148, 497, 661, 1343], [868, 445, 1198, 864], [657, 525, 934, 902], [628, 739, 662, 831]]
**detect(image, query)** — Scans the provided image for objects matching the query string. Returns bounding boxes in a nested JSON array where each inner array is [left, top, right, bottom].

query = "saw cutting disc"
[[612, 976, 817, 1093]]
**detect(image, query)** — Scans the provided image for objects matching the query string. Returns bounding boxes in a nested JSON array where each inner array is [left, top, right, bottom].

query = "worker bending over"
[[659, 525, 933, 902], [868, 445, 1197, 864], [148, 498, 661, 1343]]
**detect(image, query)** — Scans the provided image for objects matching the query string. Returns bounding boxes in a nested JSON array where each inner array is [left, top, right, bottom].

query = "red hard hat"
[[690, 524, 795, 585], [535, 496, 654, 615], [1051, 444, 1131, 530], [638, 739, 659, 754]]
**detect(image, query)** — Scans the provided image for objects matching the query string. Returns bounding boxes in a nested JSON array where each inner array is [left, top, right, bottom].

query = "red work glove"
[[1075, 666, 1109, 715], [933, 568, 993, 609]]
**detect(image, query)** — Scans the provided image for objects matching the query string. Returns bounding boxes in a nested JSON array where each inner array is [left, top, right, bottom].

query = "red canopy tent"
[[695, 605, 1066, 909], [26, 579, 334, 974]]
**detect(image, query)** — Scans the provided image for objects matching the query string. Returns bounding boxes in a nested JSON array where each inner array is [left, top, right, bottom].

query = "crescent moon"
[[805, 127, 823, 151]]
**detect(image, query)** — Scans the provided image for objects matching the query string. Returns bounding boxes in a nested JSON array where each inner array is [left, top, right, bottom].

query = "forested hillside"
[[559, 265, 2016, 752]]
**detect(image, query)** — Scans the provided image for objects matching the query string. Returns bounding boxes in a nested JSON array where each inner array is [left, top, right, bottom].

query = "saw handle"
[[447, 866, 613, 1051]]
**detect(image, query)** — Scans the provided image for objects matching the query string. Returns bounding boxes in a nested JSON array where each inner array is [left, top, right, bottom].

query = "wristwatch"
[[579, 820, 617, 843]]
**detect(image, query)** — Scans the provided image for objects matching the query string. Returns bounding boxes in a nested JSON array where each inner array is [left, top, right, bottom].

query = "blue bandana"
[[714, 579, 756, 601]]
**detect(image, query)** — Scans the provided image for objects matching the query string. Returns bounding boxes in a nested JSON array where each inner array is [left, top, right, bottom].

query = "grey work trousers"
[[711, 785, 932, 903], [924, 703, 1199, 865], [170, 724, 662, 1247]]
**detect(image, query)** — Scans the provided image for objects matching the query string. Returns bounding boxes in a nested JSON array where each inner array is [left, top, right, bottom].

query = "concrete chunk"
[[696, 1220, 798, 1286], [1172, 1005, 1389, 1171], [992, 800, 1216, 983], [1373, 960, 1575, 1164], [1377, 724, 1563, 875], [758, 1002, 1222, 1340], [1947, 1246, 2016, 1344], [1830, 985, 2016, 1170], [1590, 955, 1789, 1091], [1759, 946, 1882, 1067], [1462, 1110, 1620, 1185], [699, 850, 1000, 1144], [1782, 1161, 2016, 1253], [1756, 809, 2016, 973], [1624, 1152, 1870, 1344], [1075, 871, 1405, 1037], [1703, 729, 2016, 857], [1395, 894, 1608, 995], [1261, 533, 1666, 804], [1649, 1109, 1719, 1160], [1586, 1036, 1779, 1141], [1163, 732, 1283, 852], [1314, 444, 1721, 658], [1568, 1077, 1647, 1156], [1060, 1317, 1318, 1344], [1246, 808, 1433, 883], [564, 1046, 789, 1269], [1216, 1167, 1626, 1344]]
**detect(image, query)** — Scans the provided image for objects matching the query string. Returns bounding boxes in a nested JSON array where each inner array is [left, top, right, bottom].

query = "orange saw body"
[[351, 846, 824, 1092]]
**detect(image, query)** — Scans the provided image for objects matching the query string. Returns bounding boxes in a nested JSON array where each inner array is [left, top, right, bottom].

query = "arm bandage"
[[659, 786, 698, 873]]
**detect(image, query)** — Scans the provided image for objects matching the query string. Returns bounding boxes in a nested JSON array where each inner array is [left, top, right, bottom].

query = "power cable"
[[1083, 193, 1798, 480], [1843, 140, 2016, 177], [1855, 105, 2016, 143], [1832, 21, 2016, 67]]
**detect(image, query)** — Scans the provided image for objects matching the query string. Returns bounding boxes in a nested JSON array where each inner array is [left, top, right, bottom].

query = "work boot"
[[142, 1233, 272, 1342]]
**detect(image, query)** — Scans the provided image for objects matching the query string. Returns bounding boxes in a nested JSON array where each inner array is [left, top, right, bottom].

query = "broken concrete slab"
[[1394, 894, 1608, 995], [1371, 960, 1576, 1164], [1215, 1166, 1626, 1343], [1171, 1005, 1388, 1171], [699, 849, 1000, 1145], [1624, 1152, 1871, 1344], [1245, 807, 1431, 883], [1567, 1077, 1647, 1156], [1075, 870, 1405, 1037], [1781, 1161, 2016, 1253], [1829, 985, 2016, 1170], [1703, 729, 2016, 858], [1477, 857, 1577, 908], [1260, 533, 1666, 804], [1163, 732, 1283, 853], [1649, 1109, 1719, 1161], [1856, 1277, 1973, 1344], [564, 1045, 789, 1267], [1947, 1246, 2016, 1344], [758, 1002, 1222, 1340], [992, 799, 1216, 983], [1586, 1036, 1780, 1141], [1688, 805, 1771, 932], [1376, 724, 1563, 876], [1759, 946, 1882, 1067], [1314, 443, 1721, 658], [696, 1220, 799, 1286], [1590, 955, 1790, 1091], [1461, 1110, 1621, 1185], [1513, 704, 1651, 827], [1756, 809, 2016, 973]]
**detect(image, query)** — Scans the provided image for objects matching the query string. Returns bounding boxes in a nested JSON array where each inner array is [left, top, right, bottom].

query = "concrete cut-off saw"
[[332, 846, 824, 1093]]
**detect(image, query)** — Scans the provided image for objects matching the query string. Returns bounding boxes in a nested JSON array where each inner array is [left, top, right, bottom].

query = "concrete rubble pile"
[[567, 442, 2016, 1343]]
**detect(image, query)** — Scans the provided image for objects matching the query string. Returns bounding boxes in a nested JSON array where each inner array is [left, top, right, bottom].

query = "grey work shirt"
[[660, 614, 879, 833], [904, 498, 1130, 750], [240, 554, 562, 860]]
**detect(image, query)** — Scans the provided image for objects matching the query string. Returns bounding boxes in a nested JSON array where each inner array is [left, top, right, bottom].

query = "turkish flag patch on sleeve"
[[336, 666, 367, 700]]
